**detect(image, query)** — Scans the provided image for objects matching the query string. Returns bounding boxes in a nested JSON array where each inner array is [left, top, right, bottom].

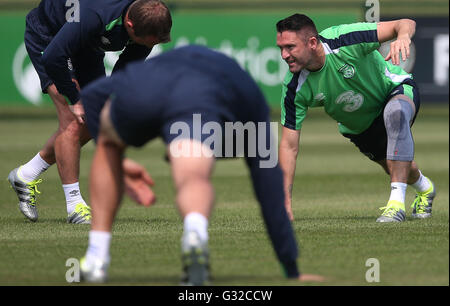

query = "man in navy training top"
[[7, 0, 172, 224], [78, 45, 324, 284]]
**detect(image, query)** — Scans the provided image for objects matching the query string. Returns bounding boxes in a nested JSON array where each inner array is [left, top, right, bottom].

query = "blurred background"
[[0, 0, 448, 107]]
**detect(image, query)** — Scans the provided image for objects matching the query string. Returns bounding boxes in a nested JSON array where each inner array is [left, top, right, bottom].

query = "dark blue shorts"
[[109, 104, 271, 160], [343, 79, 421, 161], [108, 87, 269, 155], [25, 8, 56, 92], [24, 8, 105, 93], [111, 103, 226, 149]]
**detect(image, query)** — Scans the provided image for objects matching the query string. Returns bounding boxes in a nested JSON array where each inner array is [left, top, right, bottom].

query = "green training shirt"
[[280, 22, 414, 135]]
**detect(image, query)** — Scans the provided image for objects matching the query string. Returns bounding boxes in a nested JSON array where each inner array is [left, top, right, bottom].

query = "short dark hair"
[[276, 14, 319, 39], [128, 0, 172, 42]]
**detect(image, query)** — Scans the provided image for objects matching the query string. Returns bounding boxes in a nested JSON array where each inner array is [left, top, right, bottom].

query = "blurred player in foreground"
[[78, 45, 323, 284], [277, 14, 435, 223], [8, 0, 171, 224]]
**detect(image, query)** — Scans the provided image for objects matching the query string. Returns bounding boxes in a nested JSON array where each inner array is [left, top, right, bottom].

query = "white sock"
[[18, 153, 50, 183], [62, 182, 86, 214], [411, 171, 431, 193], [389, 182, 407, 205], [184, 212, 209, 242], [86, 231, 111, 264]]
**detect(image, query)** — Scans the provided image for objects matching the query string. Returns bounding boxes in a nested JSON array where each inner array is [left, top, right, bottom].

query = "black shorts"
[[343, 80, 421, 161]]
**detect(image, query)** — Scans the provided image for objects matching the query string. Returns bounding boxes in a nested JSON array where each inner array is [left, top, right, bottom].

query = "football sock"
[[184, 212, 208, 242], [411, 171, 432, 193], [388, 182, 407, 205], [18, 153, 50, 183], [86, 231, 111, 264], [63, 182, 86, 214]]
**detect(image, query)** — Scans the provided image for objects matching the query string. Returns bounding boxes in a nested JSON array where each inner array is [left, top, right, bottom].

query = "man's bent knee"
[[383, 98, 415, 161], [391, 94, 415, 115], [57, 119, 84, 139]]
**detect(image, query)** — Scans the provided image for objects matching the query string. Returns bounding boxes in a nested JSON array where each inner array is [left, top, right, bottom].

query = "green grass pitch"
[[0, 105, 448, 286]]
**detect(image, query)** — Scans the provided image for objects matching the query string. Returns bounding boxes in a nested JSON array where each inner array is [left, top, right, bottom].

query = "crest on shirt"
[[338, 64, 355, 79], [67, 58, 73, 71], [101, 36, 111, 45]]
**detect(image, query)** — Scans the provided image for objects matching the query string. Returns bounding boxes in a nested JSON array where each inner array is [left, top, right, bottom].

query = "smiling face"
[[276, 30, 316, 73]]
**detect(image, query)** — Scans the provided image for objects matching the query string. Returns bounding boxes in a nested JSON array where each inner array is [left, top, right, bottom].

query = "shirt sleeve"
[[319, 22, 380, 57], [41, 9, 103, 104], [111, 43, 152, 74], [280, 72, 308, 130]]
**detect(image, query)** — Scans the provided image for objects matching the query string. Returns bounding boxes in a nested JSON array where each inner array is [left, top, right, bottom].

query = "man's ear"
[[125, 19, 135, 33], [309, 36, 318, 50]]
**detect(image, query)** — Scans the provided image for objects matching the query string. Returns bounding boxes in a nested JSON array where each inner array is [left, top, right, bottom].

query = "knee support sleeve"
[[383, 99, 415, 161]]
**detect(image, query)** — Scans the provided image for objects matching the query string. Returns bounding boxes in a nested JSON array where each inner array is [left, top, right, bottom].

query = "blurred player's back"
[[117, 45, 269, 123]]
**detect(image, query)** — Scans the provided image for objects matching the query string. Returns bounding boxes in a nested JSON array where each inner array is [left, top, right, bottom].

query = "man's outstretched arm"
[[279, 126, 301, 221]]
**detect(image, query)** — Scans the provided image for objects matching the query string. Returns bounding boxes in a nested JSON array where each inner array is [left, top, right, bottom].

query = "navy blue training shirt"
[[38, 0, 152, 104]]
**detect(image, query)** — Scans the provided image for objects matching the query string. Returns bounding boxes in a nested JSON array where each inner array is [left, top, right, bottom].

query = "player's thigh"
[[343, 114, 388, 162], [168, 139, 215, 189], [46, 84, 79, 129], [162, 112, 218, 187], [97, 100, 125, 147]]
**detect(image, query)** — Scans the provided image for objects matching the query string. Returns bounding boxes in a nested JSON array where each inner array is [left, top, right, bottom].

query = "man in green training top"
[[277, 14, 436, 223]]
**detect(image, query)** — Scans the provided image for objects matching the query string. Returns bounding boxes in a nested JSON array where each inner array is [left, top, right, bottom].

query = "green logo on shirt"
[[338, 64, 355, 79]]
